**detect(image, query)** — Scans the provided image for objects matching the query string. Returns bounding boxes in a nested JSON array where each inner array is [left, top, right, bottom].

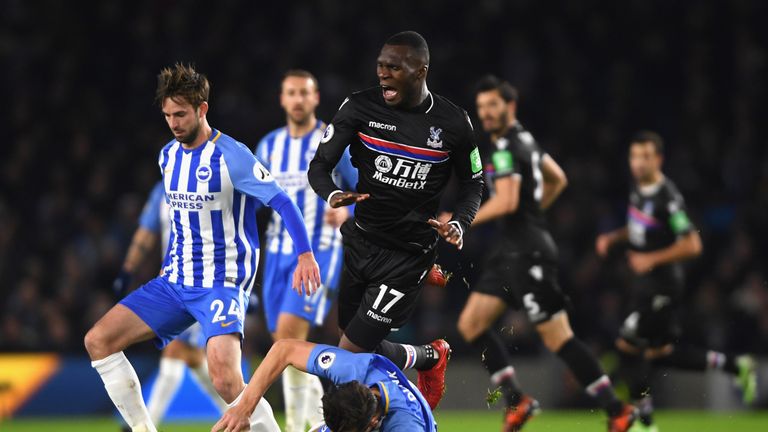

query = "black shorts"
[[474, 245, 566, 324], [619, 270, 684, 349], [337, 220, 436, 349]]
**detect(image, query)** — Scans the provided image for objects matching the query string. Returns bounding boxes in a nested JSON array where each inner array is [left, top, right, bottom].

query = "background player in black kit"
[[457, 76, 636, 432], [308, 31, 484, 410], [596, 131, 757, 431]]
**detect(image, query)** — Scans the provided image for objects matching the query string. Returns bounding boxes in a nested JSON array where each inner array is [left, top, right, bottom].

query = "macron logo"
[[369, 121, 397, 132]]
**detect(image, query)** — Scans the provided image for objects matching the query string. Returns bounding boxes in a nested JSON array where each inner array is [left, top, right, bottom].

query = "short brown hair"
[[282, 69, 319, 91], [155, 63, 210, 108], [630, 130, 664, 155]]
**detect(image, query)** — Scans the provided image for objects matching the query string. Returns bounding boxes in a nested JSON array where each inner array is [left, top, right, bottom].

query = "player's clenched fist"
[[292, 251, 322, 296]]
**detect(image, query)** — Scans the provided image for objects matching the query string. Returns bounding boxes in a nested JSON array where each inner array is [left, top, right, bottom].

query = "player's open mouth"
[[381, 85, 398, 101]]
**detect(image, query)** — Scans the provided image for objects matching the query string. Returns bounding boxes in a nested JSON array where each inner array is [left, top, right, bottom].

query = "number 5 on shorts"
[[523, 293, 541, 319], [210, 299, 242, 323]]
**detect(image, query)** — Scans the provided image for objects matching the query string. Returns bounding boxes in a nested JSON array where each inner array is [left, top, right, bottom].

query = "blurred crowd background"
[[1, 0, 767, 372]]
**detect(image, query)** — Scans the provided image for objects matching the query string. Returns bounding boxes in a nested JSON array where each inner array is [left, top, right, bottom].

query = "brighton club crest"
[[427, 126, 443, 149]]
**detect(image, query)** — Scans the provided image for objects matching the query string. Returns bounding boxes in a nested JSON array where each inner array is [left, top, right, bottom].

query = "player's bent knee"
[[539, 330, 568, 352], [84, 326, 113, 360], [209, 369, 241, 403], [457, 314, 484, 343], [536, 319, 573, 352]]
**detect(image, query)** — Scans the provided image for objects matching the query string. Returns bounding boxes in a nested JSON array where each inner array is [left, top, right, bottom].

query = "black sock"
[[374, 340, 440, 371], [618, 350, 653, 424], [471, 331, 524, 407], [618, 350, 652, 400], [654, 347, 739, 375], [557, 338, 623, 417], [636, 396, 655, 426]]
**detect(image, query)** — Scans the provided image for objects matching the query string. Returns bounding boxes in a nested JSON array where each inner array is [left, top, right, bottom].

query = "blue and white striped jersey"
[[158, 129, 285, 293], [255, 120, 357, 256], [138, 181, 171, 256]]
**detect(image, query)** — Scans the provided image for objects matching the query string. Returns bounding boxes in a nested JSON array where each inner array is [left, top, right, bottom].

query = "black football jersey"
[[483, 122, 556, 255], [627, 177, 694, 253], [308, 87, 484, 252]]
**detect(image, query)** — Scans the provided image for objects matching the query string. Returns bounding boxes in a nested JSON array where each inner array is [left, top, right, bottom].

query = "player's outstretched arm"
[[445, 112, 485, 245], [268, 193, 322, 296], [540, 154, 568, 210], [212, 339, 316, 432]]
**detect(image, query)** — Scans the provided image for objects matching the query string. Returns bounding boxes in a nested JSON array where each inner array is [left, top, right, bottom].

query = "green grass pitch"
[[2, 411, 767, 431]]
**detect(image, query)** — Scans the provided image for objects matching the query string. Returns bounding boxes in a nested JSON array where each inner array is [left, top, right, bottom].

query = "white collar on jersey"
[[425, 91, 434, 113], [638, 175, 665, 196]]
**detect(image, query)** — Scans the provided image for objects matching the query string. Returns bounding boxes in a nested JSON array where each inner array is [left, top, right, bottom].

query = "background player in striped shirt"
[[84, 64, 320, 432], [212, 340, 436, 432], [113, 181, 228, 430], [255, 70, 357, 432]]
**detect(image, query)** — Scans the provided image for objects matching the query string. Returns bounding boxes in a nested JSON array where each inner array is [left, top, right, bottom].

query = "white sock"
[[146, 357, 185, 425], [304, 374, 325, 426], [228, 386, 281, 432], [283, 366, 312, 432], [190, 358, 229, 413], [91, 351, 157, 432]]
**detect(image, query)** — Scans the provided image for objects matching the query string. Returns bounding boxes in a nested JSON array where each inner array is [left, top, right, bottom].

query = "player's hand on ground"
[[595, 234, 612, 258], [324, 206, 349, 227], [293, 252, 322, 296], [627, 251, 656, 274], [112, 270, 132, 298], [428, 218, 463, 250], [211, 406, 251, 432], [329, 191, 370, 208]]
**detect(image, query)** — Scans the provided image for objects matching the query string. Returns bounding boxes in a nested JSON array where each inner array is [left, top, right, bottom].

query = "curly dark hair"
[[155, 63, 210, 108], [321, 381, 378, 432]]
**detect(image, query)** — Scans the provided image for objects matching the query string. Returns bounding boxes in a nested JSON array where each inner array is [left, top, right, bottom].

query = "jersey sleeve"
[[138, 182, 165, 233], [308, 97, 359, 201], [666, 189, 694, 236], [254, 136, 271, 169], [305, 344, 373, 385], [449, 110, 485, 233], [220, 140, 284, 204], [490, 147, 521, 180]]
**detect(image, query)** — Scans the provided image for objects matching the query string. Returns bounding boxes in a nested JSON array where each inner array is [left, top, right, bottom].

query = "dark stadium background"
[[1, 0, 766, 401]]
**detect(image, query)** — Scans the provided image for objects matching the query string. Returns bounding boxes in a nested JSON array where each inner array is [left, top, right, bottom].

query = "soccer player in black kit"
[[456, 76, 637, 432], [596, 131, 757, 432], [308, 31, 484, 410]]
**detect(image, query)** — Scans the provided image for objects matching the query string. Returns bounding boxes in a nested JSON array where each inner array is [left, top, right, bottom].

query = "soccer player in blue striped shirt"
[[85, 64, 320, 432], [254, 70, 357, 432], [112, 181, 228, 429]]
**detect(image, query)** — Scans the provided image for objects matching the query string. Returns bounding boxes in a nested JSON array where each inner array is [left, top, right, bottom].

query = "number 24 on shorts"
[[210, 299, 242, 325]]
